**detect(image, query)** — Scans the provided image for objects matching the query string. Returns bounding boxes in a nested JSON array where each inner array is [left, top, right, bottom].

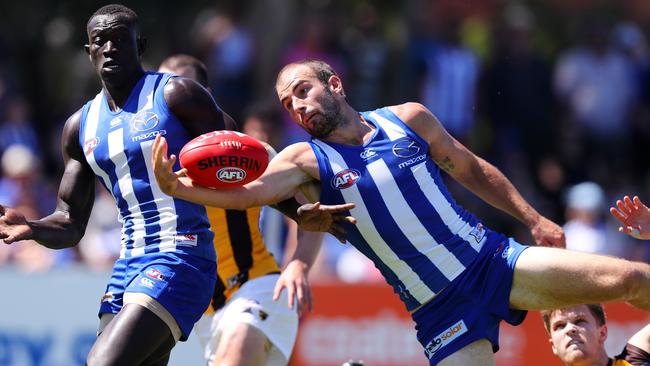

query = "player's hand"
[[152, 135, 186, 196], [273, 259, 312, 316], [0, 204, 32, 244], [296, 202, 357, 243], [530, 216, 565, 247], [610, 195, 650, 240]]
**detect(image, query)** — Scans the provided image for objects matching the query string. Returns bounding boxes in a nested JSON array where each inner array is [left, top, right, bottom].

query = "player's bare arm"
[[0, 109, 96, 248], [153, 136, 315, 209], [391, 102, 564, 247], [610, 195, 650, 240], [164, 76, 236, 136]]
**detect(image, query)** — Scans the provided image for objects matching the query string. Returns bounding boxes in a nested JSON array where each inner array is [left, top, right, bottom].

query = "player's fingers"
[[328, 225, 348, 243], [623, 196, 635, 211], [273, 280, 284, 301], [320, 202, 356, 212], [610, 207, 628, 222], [616, 200, 632, 215], [175, 168, 188, 178], [295, 282, 305, 313], [332, 215, 357, 225], [286, 282, 296, 309]]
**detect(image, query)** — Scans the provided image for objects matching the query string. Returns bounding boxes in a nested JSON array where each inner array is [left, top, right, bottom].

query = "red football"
[[179, 131, 269, 189]]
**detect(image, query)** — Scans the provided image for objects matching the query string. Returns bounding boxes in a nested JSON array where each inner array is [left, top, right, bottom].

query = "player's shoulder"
[[387, 102, 434, 122], [277, 142, 314, 159]]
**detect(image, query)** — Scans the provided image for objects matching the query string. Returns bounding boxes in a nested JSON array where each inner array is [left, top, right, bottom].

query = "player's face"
[[86, 14, 141, 85], [548, 305, 607, 364], [277, 65, 345, 139]]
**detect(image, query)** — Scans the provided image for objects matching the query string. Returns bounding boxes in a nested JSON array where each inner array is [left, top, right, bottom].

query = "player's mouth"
[[102, 60, 121, 73]]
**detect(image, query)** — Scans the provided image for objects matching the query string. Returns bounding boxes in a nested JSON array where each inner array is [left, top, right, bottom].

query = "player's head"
[[158, 54, 209, 89], [276, 59, 347, 139], [85, 4, 146, 85], [541, 304, 608, 365]]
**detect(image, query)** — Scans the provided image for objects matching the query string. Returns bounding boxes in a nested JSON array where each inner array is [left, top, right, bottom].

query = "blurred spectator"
[[563, 181, 626, 258], [0, 144, 71, 271], [411, 17, 480, 142], [554, 18, 637, 157], [0, 96, 39, 156], [197, 5, 255, 122], [482, 4, 554, 166], [340, 2, 389, 110]]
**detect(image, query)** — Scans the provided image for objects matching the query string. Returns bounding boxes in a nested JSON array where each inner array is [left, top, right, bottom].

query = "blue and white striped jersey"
[[79, 72, 215, 260], [310, 107, 505, 310]]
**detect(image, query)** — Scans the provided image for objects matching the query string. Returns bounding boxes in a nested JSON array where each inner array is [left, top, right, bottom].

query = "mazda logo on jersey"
[[131, 111, 160, 132], [331, 169, 361, 190], [392, 139, 421, 158]]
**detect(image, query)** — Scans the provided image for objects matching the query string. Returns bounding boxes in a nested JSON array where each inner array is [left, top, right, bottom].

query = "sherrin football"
[[179, 130, 269, 189]]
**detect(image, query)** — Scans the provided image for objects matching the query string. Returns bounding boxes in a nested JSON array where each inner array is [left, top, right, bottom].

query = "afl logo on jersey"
[[331, 169, 361, 190], [131, 111, 160, 132], [392, 139, 421, 158], [84, 137, 100, 155]]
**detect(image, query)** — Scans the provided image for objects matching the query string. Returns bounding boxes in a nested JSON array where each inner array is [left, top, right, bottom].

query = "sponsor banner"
[[291, 283, 650, 366]]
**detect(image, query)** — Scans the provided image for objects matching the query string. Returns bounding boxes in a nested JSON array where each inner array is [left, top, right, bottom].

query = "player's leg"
[[436, 339, 495, 366], [86, 303, 176, 366], [212, 322, 270, 366], [510, 246, 650, 311]]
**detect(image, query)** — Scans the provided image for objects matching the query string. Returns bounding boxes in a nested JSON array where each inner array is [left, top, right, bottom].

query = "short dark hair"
[[88, 4, 139, 29], [541, 304, 606, 333], [159, 54, 208, 87], [277, 59, 337, 86]]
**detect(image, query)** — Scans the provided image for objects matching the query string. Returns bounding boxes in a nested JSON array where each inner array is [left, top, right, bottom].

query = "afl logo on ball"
[[217, 167, 247, 183], [84, 137, 100, 155], [392, 139, 421, 158], [331, 169, 361, 190], [131, 111, 159, 132]]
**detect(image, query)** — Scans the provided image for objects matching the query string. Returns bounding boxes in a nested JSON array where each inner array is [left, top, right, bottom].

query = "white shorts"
[[194, 274, 299, 366]]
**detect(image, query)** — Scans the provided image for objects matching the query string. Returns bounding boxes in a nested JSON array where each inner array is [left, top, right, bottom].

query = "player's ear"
[[549, 337, 559, 356], [328, 75, 344, 97], [137, 36, 147, 56], [598, 324, 608, 345]]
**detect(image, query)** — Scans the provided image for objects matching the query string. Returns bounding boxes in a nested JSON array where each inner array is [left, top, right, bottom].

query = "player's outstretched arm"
[[152, 135, 312, 209], [0, 110, 95, 248], [610, 196, 650, 240], [393, 102, 565, 247]]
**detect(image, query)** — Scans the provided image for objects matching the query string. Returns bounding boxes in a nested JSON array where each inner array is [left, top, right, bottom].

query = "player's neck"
[[102, 68, 145, 112], [322, 108, 373, 146]]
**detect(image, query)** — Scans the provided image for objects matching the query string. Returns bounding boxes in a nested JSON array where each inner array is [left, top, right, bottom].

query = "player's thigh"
[[87, 303, 175, 366], [510, 246, 642, 310], [213, 322, 269, 366], [436, 339, 494, 366]]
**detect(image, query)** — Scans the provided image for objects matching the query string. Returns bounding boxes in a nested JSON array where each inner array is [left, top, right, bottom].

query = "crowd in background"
[[0, 0, 649, 282]]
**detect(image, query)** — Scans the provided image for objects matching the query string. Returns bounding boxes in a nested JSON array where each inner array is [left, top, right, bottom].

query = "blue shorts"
[[412, 238, 529, 365], [98, 252, 217, 341]]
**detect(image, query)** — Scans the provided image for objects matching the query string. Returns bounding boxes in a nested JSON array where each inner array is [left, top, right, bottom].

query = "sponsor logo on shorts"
[[101, 292, 114, 303], [139, 277, 155, 289], [424, 320, 468, 359], [146, 268, 165, 281], [469, 223, 485, 243], [331, 169, 361, 190], [175, 234, 198, 247], [502, 243, 515, 260]]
